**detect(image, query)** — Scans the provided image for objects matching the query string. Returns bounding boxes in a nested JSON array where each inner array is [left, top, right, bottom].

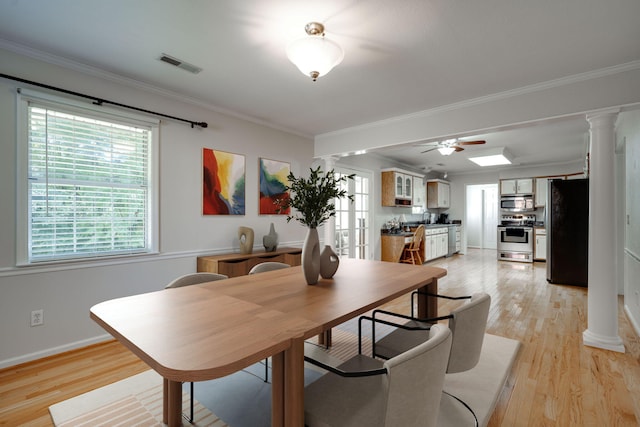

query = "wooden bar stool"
[[401, 224, 425, 265]]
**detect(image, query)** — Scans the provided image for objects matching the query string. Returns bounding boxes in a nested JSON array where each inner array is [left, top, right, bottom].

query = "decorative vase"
[[301, 227, 321, 285], [238, 226, 254, 254], [263, 222, 278, 252], [320, 245, 340, 279]]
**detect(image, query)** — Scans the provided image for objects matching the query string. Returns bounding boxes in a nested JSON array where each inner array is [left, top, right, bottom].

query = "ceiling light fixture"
[[438, 146, 456, 156], [468, 147, 513, 167], [287, 22, 344, 81]]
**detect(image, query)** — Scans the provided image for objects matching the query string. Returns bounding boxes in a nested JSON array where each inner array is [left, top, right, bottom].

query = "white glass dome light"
[[287, 22, 344, 81]]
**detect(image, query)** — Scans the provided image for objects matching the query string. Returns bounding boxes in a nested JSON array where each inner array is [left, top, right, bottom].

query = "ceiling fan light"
[[438, 146, 456, 156], [287, 23, 344, 81]]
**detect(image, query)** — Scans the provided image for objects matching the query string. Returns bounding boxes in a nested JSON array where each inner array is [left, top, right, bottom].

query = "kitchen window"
[[16, 89, 159, 265]]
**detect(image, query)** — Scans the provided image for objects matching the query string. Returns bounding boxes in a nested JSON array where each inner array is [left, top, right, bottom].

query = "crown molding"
[[0, 39, 312, 139]]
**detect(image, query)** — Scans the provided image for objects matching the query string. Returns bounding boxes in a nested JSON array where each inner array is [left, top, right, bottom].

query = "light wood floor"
[[1, 248, 639, 426]]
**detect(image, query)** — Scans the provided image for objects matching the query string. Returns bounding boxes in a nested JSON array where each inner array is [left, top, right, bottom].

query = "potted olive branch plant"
[[275, 166, 354, 284]]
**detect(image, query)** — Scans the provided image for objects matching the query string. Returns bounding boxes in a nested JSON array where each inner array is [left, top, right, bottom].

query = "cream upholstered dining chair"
[[248, 261, 291, 382], [359, 292, 491, 427], [248, 261, 290, 274], [401, 224, 425, 265], [164, 272, 228, 422], [165, 272, 228, 288], [304, 324, 452, 427]]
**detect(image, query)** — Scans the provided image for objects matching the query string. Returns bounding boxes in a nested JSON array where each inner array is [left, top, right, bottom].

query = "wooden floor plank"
[[1, 248, 639, 426]]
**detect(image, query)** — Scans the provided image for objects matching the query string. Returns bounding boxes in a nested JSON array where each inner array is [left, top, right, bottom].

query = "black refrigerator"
[[546, 178, 589, 286]]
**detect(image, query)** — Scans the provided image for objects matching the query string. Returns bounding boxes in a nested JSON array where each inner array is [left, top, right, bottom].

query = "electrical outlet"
[[30, 309, 44, 327]]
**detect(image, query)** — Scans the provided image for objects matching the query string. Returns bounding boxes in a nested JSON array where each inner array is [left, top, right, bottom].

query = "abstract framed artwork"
[[259, 158, 290, 215], [202, 148, 245, 215]]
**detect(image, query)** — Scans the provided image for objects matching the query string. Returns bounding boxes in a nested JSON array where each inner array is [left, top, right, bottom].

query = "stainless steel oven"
[[497, 226, 533, 262]]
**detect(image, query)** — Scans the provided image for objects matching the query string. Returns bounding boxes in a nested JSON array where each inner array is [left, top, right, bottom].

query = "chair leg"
[[179, 381, 195, 423], [443, 391, 478, 427], [264, 357, 269, 382]]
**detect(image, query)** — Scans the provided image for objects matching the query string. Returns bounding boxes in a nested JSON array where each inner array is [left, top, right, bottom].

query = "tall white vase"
[[302, 227, 320, 285]]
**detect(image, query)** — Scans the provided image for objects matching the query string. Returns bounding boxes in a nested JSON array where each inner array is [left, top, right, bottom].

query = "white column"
[[321, 156, 339, 249], [583, 109, 625, 352]]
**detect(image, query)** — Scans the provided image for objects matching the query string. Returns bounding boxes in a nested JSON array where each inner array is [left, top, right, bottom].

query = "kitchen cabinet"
[[501, 178, 533, 195], [381, 233, 412, 262], [425, 230, 434, 261], [381, 169, 419, 207], [534, 228, 546, 261], [455, 225, 462, 252], [412, 176, 426, 210], [424, 227, 449, 261], [394, 173, 413, 199], [437, 231, 447, 257], [535, 177, 549, 207], [426, 179, 450, 208]]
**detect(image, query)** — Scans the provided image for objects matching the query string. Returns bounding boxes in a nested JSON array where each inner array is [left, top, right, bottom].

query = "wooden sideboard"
[[197, 247, 302, 277]]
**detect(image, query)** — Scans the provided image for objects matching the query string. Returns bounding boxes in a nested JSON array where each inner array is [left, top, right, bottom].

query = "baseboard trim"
[[624, 304, 640, 339], [0, 333, 112, 370], [582, 329, 625, 353]]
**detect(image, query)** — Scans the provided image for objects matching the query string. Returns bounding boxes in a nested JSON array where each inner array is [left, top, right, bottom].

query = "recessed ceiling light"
[[468, 147, 513, 167]]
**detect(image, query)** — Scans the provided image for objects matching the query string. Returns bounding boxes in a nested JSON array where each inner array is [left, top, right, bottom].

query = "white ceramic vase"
[[302, 227, 320, 285], [320, 245, 339, 279]]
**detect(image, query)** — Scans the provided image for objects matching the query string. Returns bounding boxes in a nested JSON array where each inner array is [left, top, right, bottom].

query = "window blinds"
[[27, 104, 151, 262]]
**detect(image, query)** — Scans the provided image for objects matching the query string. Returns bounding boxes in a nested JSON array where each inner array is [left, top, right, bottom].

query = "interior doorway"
[[333, 167, 373, 259], [466, 184, 499, 249]]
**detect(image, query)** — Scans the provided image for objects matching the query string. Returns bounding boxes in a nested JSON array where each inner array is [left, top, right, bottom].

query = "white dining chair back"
[[304, 324, 452, 427], [164, 272, 228, 289], [248, 262, 290, 274]]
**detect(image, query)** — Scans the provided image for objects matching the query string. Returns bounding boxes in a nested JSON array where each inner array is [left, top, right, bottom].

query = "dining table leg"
[[162, 378, 182, 427], [284, 336, 305, 427], [417, 277, 439, 319], [271, 351, 284, 427]]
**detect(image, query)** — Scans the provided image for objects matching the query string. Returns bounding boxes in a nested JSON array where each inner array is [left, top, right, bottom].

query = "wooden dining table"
[[90, 258, 446, 427]]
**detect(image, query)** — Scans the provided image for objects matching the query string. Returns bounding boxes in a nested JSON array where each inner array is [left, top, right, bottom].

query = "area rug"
[[48, 370, 225, 426], [49, 329, 519, 427]]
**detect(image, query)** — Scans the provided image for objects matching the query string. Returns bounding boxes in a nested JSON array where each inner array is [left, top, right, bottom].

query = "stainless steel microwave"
[[500, 195, 534, 212]]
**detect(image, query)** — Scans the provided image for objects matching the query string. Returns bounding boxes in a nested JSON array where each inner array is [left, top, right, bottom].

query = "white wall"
[[0, 48, 314, 367], [618, 110, 640, 336]]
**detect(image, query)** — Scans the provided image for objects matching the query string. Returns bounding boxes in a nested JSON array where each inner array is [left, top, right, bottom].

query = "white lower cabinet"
[[424, 227, 449, 261], [534, 228, 547, 261]]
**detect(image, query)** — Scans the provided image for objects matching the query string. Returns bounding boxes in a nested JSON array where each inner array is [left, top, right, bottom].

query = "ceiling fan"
[[420, 138, 486, 155]]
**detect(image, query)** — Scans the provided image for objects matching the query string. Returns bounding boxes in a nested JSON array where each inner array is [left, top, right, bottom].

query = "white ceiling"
[[1, 0, 638, 173]]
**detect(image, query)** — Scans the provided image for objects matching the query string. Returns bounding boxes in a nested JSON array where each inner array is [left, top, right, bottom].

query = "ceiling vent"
[[158, 53, 202, 74]]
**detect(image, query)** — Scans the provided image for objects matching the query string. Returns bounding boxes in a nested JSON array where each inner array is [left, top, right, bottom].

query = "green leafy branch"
[[275, 166, 354, 228]]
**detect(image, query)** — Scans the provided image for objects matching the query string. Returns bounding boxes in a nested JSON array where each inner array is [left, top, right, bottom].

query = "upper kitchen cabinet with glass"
[[500, 178, 533, 195], [381, 168, 419, 207], [427, 179, 450, 209]]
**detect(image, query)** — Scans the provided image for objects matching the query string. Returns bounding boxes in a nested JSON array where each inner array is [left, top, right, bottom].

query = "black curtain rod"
[[0, 72, 208, 129]]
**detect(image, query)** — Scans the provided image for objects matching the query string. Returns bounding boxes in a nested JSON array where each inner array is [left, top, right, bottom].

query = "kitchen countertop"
[[380, 230, 414, 236], [381, 224, 461, 236]]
